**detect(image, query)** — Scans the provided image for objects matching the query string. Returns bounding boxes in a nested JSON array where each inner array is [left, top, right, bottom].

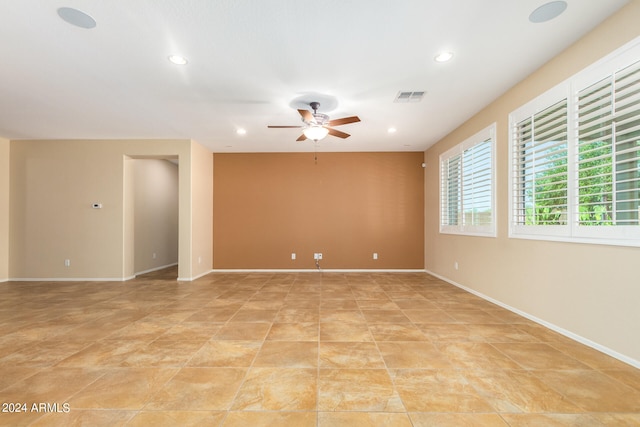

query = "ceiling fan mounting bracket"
[[309, 101, 321, 112]]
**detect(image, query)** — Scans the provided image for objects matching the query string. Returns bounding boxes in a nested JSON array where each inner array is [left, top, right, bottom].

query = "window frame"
[[439, 123, 497, 237], [509, 36, 640, 247]]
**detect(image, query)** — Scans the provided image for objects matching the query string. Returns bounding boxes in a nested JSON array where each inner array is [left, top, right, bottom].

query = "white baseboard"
[[210, 269, 426, 273], [9, 276, 134, 282], [425, 269, 640, 369]]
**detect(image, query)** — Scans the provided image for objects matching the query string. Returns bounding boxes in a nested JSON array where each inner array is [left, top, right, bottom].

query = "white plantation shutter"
[[577, 59, 640, 227], [440, 125, 495, 236], [462, 139, 493, 227], [441, 153, 461, 227], [512, 100, 568, 226], [510, 37, 640, 246]]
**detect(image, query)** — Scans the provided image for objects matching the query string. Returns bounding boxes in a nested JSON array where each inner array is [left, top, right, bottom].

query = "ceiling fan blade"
[[328, 116, 361, 127], [267, 125, 301, 128], [298, 109, 315, 123], [296, 134, 307, 141], [327, 128, 350, 139]]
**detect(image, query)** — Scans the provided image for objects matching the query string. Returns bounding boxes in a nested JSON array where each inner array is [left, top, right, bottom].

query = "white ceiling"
[[0, 0, 629, 153]]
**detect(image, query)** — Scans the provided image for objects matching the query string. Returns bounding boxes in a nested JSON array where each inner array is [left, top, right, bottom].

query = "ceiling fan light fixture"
[[303, 125, 329, 141]]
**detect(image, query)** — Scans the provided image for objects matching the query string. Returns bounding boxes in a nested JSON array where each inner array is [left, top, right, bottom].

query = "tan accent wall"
[[9, 139, 211, 280], [0, 138, 9, 281], [424, 1, 640, 363], [213, 152, 424, 269], [133, 159, 179, 274]]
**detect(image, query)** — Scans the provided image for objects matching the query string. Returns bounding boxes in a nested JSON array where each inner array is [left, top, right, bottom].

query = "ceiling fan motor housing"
[[310, 113, 329, 125]]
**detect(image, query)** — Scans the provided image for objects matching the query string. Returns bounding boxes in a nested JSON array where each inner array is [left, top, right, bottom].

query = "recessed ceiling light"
[[388, 127, 397, 134], [529, 1, 567, 23], [168, 55, 188, 65], [434, 51, 454, 63], [236, 128, 247, 135], [57, 7, 96, 29]]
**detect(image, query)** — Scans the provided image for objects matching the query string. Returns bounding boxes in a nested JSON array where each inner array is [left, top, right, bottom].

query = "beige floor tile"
[[437, 342, 522, 370], [603, 367, 640, 391], [185, 306, 242, 322], [361, 310, 412, 324], [377, 341, 452, 369], [500, 413, 604, 426], [144, 367, 246, 410], [392, 369, 494, 412], [55, 339, 149, 367], [127, 410, 226, 427], [0, 409, 45, 427], [320, 309, 366, 323], [231, 367, 317, 410], [70, 367, 178, 409], [318, 369, 405, 412], [224, 411, 316, 427], [356, 299, 400, 310], [0, 339, 90, 368], [464, 369, 582, 413], [155, 322, 223, 341], [28, 409, 135, 427], [275, 308, 320, 322], [491, 343, 591, 370], [212, 322, 271, 340], [320, 322, 373, 342], [0, 366, 39, 391], [417, 323, 479, 342], [551, 340, 637, 370], [409, 412, 509, 427], [188, 340, 261, 367], [368, 324, 427, 341], [536, 369, 640, 412], [121, 340, 206, 367], [445, 309, 505, 324], [320, 342, 386, 368], [253, 341, 318, 368], [321, 299, 359, 309], [229, 308, 278, 322], [1, 270, 638, 423], [318, 411, 413, 426], [403, 309, 458, 323], [0, 367, 105, 404], [393, 299, 438, 310], [266, 322, 319, 341], [590, 413, 640, 426], [465, 324, 538, 343]]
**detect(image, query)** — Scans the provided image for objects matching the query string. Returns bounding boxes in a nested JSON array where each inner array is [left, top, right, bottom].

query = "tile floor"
[[0, 268, 639, 426]]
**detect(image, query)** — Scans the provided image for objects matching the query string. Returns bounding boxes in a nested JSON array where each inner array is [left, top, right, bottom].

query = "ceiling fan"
[[268, 102, 360, 141]]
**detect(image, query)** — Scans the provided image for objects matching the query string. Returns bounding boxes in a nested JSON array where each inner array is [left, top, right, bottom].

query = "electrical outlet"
[[373, 253, 378, 260], [152, 252, 157, 259], [314, 253, 323, 260], [454, 261, 459, 270], [64, 259, 70, 267], [317, 253, 322, 260], [291, 253, 296, 260]]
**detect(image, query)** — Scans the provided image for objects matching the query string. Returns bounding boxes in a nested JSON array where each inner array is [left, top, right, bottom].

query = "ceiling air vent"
[[394, 91, 425, 103]]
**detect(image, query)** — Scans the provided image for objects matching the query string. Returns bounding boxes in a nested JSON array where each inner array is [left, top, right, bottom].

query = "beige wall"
[[9, 139, 211, 281], [424, 2, 640, 365], [133, 159, 179, 274], [190, 140, 213, 279], [0, 138, 9, 281], [213, 152, 424, 269]]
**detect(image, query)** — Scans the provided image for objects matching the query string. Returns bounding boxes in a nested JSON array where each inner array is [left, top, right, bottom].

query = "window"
[[510, 37, 640, 246], [440, 124, 496, 236]]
